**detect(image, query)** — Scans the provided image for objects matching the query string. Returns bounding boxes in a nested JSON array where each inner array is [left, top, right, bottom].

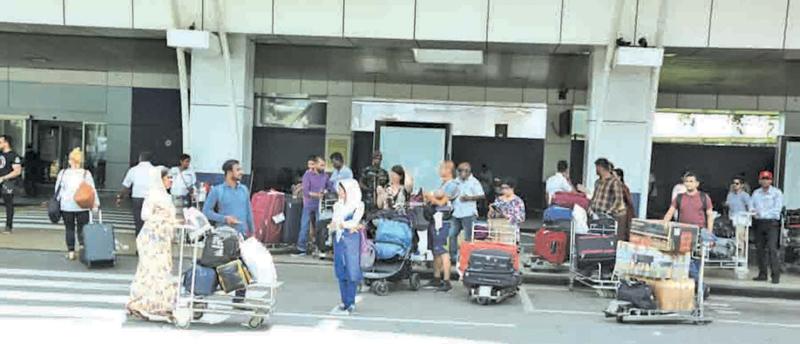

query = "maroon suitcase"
[[552, 191, 590, 210], [534, 228, 568, 264], [251, 191, 285, 243]]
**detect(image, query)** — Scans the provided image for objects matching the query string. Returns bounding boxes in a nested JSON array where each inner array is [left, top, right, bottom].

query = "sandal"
[[66, 251, 76, 260]]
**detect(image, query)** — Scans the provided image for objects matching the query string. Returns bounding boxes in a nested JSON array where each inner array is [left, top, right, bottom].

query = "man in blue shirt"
[[327, 152, 353, 193], [450, 162, 485, 262], [203, 159, 255, 237], [750, 170, 784, 284]]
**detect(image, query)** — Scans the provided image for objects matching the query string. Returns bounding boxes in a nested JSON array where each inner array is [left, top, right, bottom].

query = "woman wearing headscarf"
[[55, 148, 99, 260], [330, 179, 365, 315], [127, 166, 179, 322]]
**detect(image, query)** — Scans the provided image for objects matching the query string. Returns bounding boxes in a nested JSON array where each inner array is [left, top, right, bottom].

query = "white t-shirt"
[[122, 162, 155, 198], [169, 166, 197, 197], [56, 168, 99, 212], [546, 172, 574, 201]]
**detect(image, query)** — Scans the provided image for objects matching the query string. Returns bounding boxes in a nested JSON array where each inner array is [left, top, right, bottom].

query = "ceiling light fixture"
[[412, 48, 484, 65]]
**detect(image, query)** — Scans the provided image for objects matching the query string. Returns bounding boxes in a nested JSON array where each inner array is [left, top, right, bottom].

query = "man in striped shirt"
[[589, 158, 628, 239]]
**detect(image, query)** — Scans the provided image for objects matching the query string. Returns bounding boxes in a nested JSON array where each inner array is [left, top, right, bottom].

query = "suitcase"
[[543, 205, 572, 223], [251, 191, 285, 244], [281, 198, 302, 244], [216, 259, 253, 293], [472, 221, 489, 241], [458, 241, 519, 275], [463, 248, 521, 289], [575, 234, 617, 263], [316, 218, 332, 254], [199, 226, 241, 268], [183, 265, 218, 296], [647, 278, 695, 312], [534, 229, 568, 264], [552, 191, 590, 210], [80, 211, 115, 268]]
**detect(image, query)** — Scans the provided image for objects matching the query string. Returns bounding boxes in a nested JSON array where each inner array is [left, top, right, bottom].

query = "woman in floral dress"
[[127, 166, 178, 322], [489, 177, 526, 243]]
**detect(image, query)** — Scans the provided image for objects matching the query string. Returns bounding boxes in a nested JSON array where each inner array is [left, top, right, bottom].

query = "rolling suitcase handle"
[[89, 209, 103, 224]]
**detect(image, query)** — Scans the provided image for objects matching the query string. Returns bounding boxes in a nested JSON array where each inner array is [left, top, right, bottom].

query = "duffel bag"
[[544, 205, 572, 223], [240, 237, 277, 285], [199, 226, 241, 268], [617, 279, 657, 310], [183, 265, 218, 296], [552, 191, 590, 210], [216, 259, 252, 293]]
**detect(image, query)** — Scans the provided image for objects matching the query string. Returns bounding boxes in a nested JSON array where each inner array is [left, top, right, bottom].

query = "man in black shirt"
[[0, 135, 22, 234], [359, 151, 389, 212]]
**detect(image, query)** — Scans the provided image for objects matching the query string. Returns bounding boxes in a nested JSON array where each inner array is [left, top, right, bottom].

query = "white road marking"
[[713, 296, 800, 306], [0, 278, 130, 292], [316, 319, 342, 331], [0, 305, 126, 321], [717, 319, 800, 329], [0, 268, 133, 281], [714, 310, 742, 315], [0, 290, 129, 305], [519, 285, 535, 313], [274, 312, 517, 328]]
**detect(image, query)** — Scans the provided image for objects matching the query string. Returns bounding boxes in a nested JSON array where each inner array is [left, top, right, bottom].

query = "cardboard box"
[[614, 241, 691, 280], [631, 219, 698, 253], [646, 278, 696, 312]]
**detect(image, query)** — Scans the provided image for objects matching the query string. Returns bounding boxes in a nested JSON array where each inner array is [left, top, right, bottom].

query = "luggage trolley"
[[465, 218, 521, 305], [705, 213, 751, 279], [173, 213, 281, 330], [569, 214, 619, 298], [604, 244, 713, 325]]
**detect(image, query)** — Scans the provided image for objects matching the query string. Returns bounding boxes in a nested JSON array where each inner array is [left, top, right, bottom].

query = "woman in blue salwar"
[[330, 179, 365, 315]]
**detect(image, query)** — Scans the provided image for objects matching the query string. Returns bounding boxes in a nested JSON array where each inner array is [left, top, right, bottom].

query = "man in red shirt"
[[662, 171, 714, 232]]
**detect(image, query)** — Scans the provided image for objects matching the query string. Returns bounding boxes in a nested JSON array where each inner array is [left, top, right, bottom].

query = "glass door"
[[0, 115, 29, 156], [83, 122, 108, 188]]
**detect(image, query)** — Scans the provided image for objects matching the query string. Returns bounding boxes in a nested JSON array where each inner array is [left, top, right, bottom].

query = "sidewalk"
[[2, 225, 799, 300]]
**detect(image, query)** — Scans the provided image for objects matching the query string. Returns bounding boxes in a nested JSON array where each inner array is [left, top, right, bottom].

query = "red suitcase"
[[251, 190, 285, 243], [534, 228, 568, 264], [458, 241, 519, 275], [552, 191, 590, 210]]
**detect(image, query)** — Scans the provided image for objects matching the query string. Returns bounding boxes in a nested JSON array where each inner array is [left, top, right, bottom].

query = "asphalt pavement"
[[1, 249, 799, 343]]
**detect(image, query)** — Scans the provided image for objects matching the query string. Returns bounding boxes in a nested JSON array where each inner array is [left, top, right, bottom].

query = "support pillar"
[[189, 34, 255, 181], [583, 46, 661, 218]]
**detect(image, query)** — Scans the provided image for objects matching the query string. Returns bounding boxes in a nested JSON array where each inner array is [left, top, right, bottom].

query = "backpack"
[[675, 192, 710, 227]]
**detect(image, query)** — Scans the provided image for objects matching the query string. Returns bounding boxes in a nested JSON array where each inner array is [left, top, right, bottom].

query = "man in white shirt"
[[450, 162, 485, 261], [169, 154, 197, 208], [116, 152, 155, 237], [545, 160, 574, 205]]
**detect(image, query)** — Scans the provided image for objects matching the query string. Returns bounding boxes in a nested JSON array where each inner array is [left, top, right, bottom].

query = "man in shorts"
[[424, 161, 458, 292]]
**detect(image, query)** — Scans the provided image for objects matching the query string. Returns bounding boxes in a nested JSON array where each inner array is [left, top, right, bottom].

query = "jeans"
[[449, 216, 476, 261], [296, 206, 317, 253], [754, 219, 781, 278], [338, 279, 359, 309], [131, 197, 145, 237], [63, 211, 89, 251], [2, 193, 13, 230]]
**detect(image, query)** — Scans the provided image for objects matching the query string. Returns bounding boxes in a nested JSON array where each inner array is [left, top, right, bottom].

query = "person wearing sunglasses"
[[725, 176, 751, 218]]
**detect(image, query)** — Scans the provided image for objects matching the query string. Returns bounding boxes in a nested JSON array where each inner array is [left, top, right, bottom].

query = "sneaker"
[[772, 276, 781, 284], [436, 281, 452, 293], [346, 305, 356, 315], [423, 279, 442, 289], [331, 304, 349, 316], [291, 250, 307, 257]]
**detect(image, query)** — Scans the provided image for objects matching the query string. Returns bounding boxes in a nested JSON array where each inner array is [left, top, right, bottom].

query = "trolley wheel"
[[173, 309, 192, 329], [476, 297, 491, 306], [372, 281, 390, 296], [364, 279, 373, 287], [248, 316, 264, 329], [409, 273, 421, 291], [616, 315, 625, 323], [192, 302, 207, 320]]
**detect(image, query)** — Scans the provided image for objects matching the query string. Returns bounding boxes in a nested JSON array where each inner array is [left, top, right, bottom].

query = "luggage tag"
[[433, 212, 443, 230], [272, 213, 285, 224]]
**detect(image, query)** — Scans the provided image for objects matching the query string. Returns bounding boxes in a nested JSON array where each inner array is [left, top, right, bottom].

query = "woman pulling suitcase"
[[127, 166, 179, 322], [330, 179, 365, 315], [54, 148, 99, 260]]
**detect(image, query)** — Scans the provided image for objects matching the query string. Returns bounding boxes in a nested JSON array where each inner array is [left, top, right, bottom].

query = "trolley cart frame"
[[569, 214, 619, 298], [704, 213, 751, 279], [173, 224, 281, 330], [465, 218, 521, 305], [605, 244, 713, 325]]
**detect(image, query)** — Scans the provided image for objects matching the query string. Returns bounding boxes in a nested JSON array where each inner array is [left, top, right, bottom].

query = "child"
[[330, 179, 365, 315]]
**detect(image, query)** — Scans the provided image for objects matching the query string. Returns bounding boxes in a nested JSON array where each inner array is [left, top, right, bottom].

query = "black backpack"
[[675, 191, 710, 226]]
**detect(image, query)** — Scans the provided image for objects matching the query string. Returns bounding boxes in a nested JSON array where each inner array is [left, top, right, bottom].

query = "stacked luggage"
[[461, 218, 521, 305], [532, 192, 590, 269]]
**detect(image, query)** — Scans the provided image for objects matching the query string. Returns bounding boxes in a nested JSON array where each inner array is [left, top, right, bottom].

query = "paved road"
[[1, 249, 799, 343]]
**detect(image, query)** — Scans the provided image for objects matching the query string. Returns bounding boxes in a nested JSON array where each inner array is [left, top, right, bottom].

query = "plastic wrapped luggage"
[[240, 237, 277, 285], [543, 205, 572, 223], [199, 226, 241, 268], [463, 248, 521, 289], [216, 259, 252, 293], [459, 241, 520, 275], [534, 229, 568, 264], [251, 191, 285, 244], [281, 198, 302, 244], [374, 219, 413, 260], [80, 211, 115, 267], [552, 191, 590, 210], [183, 265, 218, 296]]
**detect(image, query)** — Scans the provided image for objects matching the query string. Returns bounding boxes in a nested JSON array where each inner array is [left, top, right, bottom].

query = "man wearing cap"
[[751, 170, 784, 284], [360, 151, 389, 212]]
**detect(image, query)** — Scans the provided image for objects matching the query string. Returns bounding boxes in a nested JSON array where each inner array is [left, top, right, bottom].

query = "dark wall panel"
[[130, 88, 182, 167], [351, 131, 374, 179], [570, 139, 585, 184], [452, 136, 545, 212], [251, 127, 325, 193]]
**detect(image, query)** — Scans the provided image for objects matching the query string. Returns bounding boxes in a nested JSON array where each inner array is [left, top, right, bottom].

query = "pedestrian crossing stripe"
[[0, 267, 133, 281]]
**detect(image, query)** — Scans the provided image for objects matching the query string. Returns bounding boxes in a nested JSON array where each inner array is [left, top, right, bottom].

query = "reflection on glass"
[[84, 123, 108, 188], [257, 97, 327, 128]]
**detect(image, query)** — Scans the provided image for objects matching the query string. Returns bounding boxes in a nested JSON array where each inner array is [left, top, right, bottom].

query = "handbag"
[[47, 170, 64, 224], [74, 170, 96, 209], [359, 227, 375, 270]]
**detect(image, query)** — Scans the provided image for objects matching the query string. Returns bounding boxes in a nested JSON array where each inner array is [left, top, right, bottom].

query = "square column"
[[189, 34, 255, 177], [583, 47, 660, 218]]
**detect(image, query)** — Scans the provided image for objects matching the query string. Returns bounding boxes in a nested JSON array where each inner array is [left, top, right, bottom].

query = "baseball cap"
[[759, 170, 773, 180]]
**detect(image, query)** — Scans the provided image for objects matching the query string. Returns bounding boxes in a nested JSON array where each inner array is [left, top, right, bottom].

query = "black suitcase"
[[282, 198, 302, 244], [199, 226, 240, 268], [463, 249, 520, 288], [575, 234, 617, 264], [81, 211, 115, 268], [316, 218, 332, 254]]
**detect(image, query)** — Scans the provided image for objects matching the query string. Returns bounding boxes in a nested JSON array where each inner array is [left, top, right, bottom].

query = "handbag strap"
[[54, 169, 65, 200]]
